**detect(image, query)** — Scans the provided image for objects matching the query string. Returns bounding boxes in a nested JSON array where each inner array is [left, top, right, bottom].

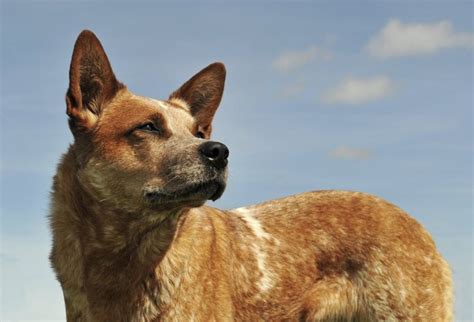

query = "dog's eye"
[[195, 131, 205, 139], [137, 123, 160, 133]]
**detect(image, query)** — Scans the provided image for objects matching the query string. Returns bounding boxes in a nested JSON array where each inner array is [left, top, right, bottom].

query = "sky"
[[1, 1, 472, 320]]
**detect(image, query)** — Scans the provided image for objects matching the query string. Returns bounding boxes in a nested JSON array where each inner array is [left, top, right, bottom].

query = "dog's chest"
[[134, 275, 161, 321], [132, 211, 230, 321]]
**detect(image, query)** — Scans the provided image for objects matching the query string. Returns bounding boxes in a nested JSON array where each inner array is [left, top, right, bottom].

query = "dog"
[[49, 30, 453, 321]]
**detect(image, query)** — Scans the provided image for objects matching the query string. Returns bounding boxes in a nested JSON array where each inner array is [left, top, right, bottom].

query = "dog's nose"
[[199, 141, 229, 169]]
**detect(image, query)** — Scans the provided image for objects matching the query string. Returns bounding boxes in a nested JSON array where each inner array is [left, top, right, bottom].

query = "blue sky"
[[1, 1, 472, 320]]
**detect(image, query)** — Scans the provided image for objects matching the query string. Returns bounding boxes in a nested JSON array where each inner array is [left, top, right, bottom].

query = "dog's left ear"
[[66, 30, 124, 135], [169, 62, 226, 137]]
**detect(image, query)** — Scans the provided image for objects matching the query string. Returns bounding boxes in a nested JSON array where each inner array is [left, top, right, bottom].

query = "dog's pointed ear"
[[66, 30, 124, 133], [169, 62, 226, 137]]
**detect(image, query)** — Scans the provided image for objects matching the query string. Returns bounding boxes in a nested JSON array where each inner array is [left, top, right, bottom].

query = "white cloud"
[[367, 19, 474, 58], [278, 78, 306, 98], [272, 45, 332, 73], [329, 146, 373, 160], [322, 75, 394, 105]]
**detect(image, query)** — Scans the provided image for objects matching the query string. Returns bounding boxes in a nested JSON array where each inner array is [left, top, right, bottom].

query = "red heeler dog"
[[50, 30, 453, 321]]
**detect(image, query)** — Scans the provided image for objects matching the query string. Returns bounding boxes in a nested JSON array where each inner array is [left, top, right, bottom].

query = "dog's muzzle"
[[144, 178, 226, 203]]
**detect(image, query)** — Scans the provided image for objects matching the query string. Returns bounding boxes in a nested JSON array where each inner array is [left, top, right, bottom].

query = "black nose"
[[199, 141, 229, 169]]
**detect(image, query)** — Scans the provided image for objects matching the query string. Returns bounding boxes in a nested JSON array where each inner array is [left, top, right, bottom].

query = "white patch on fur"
[[253, 244, 273, 292], [236, 207, 272, 241], [156, 100, 169, 110], [169, 97, 190, 111], [143, 97, 171, 113], [234, 207, 278, 293]]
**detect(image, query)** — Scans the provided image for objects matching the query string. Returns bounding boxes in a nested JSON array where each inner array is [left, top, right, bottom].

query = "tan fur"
[[50, 30, 453, 321]]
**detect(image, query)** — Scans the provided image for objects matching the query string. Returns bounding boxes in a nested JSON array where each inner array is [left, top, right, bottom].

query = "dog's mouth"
[[144, 179, 226, 205]]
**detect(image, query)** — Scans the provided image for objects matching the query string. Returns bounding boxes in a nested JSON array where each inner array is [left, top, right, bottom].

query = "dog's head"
[[66, 30, 228, 212]]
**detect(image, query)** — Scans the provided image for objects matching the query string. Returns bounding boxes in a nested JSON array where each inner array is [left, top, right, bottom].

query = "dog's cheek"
[[80, 158, 146, 211], [98, 138, 152, 172], [96, 137, 173, 200]]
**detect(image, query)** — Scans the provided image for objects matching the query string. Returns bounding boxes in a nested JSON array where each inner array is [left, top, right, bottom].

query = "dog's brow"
[[152, 112, 170, 130], [128, 110, 172, 137]]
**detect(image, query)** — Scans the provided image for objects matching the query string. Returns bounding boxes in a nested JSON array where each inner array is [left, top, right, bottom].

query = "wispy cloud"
[[322, 75, 394, 105], [367, 19, 474, 58], [329, 146, 373, 160], [272, 45, 332, 73], [278, 78, 306, 98]]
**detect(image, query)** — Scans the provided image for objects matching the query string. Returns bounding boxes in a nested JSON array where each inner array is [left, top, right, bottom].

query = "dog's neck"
[[75, 180, 184, 258], [58, 149, 191, 309]]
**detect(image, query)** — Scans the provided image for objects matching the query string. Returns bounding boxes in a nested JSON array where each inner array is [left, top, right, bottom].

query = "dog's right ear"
[[66, 30, 124, 134], [169, 63, 226, 138]]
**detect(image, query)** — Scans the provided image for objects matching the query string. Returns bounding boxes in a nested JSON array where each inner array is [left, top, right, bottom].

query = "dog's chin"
[[144, 179, 226, 209]]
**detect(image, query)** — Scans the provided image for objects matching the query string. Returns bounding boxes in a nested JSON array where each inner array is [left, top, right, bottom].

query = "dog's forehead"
[[150, 97, 193, 126], [128, 94, 194, 124], [99, 91, 195, 133], [142, 97, 189, 113]]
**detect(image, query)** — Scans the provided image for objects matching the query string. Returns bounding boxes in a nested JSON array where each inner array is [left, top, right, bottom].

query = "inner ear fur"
[[169, 62, 226, 136], [66, 30, 124, 133]]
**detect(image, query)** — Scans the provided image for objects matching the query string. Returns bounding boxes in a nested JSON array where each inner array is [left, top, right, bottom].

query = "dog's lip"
[[210, 181, 225, 201], [144, 179, 225, 203]]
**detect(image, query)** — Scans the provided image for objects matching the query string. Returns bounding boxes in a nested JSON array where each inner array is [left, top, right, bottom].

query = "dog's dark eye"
[[195, 131, 205, 139], [137, 123, 160, 133]]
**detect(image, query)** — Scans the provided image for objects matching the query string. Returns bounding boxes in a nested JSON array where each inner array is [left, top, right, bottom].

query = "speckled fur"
[[50, 30, 453, 321]]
